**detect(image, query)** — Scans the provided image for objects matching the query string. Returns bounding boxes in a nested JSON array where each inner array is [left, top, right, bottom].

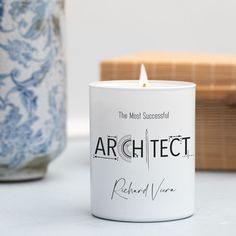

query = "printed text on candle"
[[93, 130, 194, 170], [118, 111, 170, 120], [110, 177, 176, 201]]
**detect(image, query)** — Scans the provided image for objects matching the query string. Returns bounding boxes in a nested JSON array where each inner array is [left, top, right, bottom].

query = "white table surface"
[[1, 138, 236, 236]]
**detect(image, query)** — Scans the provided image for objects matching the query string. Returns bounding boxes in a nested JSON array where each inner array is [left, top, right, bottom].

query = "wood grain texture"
[[100, 52, 236, 170]]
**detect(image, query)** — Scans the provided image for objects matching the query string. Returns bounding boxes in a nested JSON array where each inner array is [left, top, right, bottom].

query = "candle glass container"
[[90, 80, 196, 222], [0, 0, 66, 181]]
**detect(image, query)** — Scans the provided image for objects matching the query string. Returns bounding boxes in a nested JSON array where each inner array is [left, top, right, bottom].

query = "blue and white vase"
[[0, 0, 66, 181]]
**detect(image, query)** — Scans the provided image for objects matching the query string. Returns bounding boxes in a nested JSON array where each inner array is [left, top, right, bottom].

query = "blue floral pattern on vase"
[[0, 0, 66, 169]]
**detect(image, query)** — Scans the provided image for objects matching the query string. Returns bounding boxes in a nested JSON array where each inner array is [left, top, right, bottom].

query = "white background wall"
[[66, 0, 236, 136]]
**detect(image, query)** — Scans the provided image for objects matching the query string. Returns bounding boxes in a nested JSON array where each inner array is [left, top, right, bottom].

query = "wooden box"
[[100, 52, 236, 170]]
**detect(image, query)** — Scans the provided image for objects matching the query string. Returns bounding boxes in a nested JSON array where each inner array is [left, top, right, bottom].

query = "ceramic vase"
[[0, 0, 66, 181]]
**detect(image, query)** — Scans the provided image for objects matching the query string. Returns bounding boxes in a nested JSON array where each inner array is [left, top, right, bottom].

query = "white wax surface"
[[89, 80, 196, 90]]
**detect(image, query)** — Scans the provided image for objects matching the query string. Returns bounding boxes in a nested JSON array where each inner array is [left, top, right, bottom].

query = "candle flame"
[[139, 64, 149, 87]]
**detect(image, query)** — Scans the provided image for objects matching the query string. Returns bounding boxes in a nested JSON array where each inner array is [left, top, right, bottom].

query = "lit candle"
[[139, 64, 149, 87], [89, 65, 196, 222]]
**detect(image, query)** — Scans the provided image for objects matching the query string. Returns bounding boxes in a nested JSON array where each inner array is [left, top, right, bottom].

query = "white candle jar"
[[90, 80, 196, 222]]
